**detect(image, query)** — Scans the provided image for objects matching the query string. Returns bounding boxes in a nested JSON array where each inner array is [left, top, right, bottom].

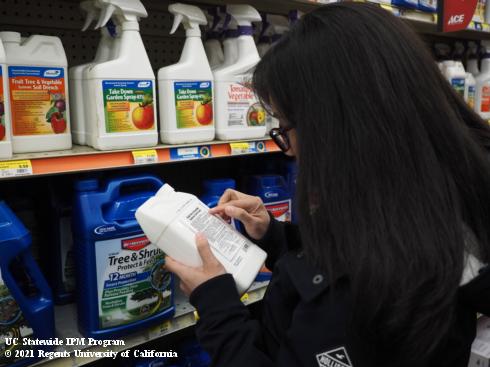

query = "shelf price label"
[[149, 320, 172, 339], [0, 160, 33, 178], [132, 150, 158, 165], [230, 141, 266, 155], [170, 146, 211, 161]]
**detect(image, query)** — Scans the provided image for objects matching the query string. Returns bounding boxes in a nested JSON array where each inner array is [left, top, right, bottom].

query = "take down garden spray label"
[[102, 80, 156, 133], [8, 66, 67, 136], [174, 81, 213, 128], [0, 270, 34, 367], [95, 234, 172, 329]]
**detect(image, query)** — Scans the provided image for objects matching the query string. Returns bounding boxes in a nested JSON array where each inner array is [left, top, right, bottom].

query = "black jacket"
[[189, 218, 490, 367]]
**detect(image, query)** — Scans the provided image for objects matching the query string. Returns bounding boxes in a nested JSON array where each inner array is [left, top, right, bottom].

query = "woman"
[[165, 3, 490, 366]]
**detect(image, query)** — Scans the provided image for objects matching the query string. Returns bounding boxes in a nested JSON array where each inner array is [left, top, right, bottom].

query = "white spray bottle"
[[443, 42, 466, 99], [475, 41, 490, 120], [467, 41, 480, 78], [214, 5, 266, 141], [158, 3, 214, 144], [257, 14, 289, 58], [85, 0, 157, 150], [215, 12, 239, 71], [204, 7, 225, 69], [69, 0, 112, 146]]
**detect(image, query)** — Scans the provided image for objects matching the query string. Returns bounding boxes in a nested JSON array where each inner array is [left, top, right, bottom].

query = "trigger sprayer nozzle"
[[170, 14, 184, 34]]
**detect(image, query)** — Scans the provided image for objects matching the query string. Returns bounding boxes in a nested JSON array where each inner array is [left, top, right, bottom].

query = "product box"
[[468, 316, 490, 367]]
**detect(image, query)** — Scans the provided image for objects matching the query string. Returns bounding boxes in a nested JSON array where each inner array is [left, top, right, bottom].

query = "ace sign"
[[438, 0, 478, 32]]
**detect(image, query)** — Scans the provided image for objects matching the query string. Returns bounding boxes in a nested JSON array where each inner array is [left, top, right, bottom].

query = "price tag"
[[230, 141, 266, 155], [0, 160, 33, 178], [132, 150, 158, 165], [170, 146, 211, 160]]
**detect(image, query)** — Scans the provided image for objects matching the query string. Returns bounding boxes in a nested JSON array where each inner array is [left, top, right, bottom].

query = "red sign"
[[121, 236, 150, 251], [438, 0, 478, 32]]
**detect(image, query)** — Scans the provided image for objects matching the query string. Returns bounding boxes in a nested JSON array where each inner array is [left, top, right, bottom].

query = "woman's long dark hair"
[[254, 3, 490, 365]]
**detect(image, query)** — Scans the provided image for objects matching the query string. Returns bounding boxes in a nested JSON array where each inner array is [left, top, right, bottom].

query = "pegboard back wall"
[[0, 0, 189, 69]]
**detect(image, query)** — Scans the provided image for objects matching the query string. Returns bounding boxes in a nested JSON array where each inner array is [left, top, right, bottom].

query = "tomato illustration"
[[132, 105, 155, 130], [196, 103, 213, 125]]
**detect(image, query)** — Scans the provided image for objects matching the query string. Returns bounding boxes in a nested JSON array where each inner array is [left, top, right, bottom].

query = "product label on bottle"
[[481, 85, 490, 112], [265, 199, 292, 223], [178, 200, 254, 271], [95, 233, 172, 329], [8, 66, 67, 136], [451, 78, 465, 98], [226, 80, 265, 128], [102, 80, 155, 133], [174, 81, 213, 128], [60, 217, 75, 293], [468, 85, 476, 109], [0, 269, 35, 367], [0, 67, 5, 142]]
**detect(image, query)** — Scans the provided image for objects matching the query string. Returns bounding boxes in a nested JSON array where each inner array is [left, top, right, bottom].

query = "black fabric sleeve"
[[247, 213, 302, 269], [190, 274, 275, 367]]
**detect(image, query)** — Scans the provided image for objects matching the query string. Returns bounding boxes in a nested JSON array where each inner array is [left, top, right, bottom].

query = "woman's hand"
[[164, 233, 226, 296], [209, 189, 270, 240]]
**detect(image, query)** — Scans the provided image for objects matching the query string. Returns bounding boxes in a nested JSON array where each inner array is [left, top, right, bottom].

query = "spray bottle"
[[443, 42, 466, 99], [85, 0, 157, 150], [69, 1, 112, 146], [257, 14, 289, 58], [475, 40, 490, 120], [214, 5, 266, 141], [158, 3, 214, 144], [434, 42, 452, 73], [467, 41, 480, 78], [204, 7, 225, 69], [0, 35, 12, 158], [215, 12, 239, 71]]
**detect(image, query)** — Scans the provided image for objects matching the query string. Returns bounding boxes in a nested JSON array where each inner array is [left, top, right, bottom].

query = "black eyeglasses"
[[270, 126, 293, 153]]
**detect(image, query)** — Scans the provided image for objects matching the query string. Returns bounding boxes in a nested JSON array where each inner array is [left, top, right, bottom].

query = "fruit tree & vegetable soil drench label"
[[102, 80, 156, 133], [8, 66, 67, 136]]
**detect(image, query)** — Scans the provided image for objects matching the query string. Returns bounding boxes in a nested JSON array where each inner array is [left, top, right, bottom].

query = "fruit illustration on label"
[[247, 103, 266, 127], [132, 94, 155, 130], [0, 101, 4, 141], [196, 94, 213, 125], [45, 93, 67, 134]]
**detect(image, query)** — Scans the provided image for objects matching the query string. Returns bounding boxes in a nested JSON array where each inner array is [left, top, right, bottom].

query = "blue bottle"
[[201, 178, 241, 231], [247, 175, 292, 223], [0, 201, 54, 367], [73, 175, 175, 339]]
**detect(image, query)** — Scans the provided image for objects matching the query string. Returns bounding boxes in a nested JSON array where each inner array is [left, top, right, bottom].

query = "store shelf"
[[32, 281, 268, 367], [0, 139, 280, 179]]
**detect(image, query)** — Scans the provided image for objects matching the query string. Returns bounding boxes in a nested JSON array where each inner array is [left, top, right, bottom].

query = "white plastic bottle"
[[475, 41, 490, 120], [215, 19, 238, 70], [214, 5, 266, 141], [69, 1, 112, 145], [135, 184, 267, 294], [467, 41, 480, 78], [0, 31, 71, 153], [159, 3, 214, 144], [257, 14, 289, 58], [85, 0, 158, 150], [465, 72, 476, 109], [443, 60, 466, 99], [0, 38, 12, 158], [204, 7, 225, 69]]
